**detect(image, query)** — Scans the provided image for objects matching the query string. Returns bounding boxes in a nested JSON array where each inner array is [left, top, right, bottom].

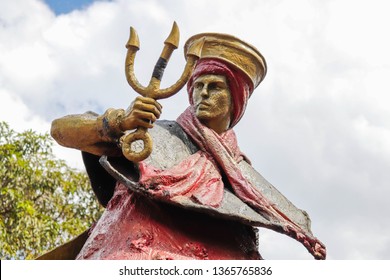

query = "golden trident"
[[120, 22, 204, 162]]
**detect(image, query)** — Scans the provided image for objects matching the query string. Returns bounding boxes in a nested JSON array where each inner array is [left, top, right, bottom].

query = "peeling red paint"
[[127, 233, 153, 252], [77, 183, 260, 260], [183, 242, 209, 260]]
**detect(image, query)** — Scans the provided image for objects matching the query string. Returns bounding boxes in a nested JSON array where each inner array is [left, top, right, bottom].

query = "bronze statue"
[[43, 23, 326, 260]]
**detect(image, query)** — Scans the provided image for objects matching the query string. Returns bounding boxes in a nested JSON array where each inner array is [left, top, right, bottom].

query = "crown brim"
[[184, 33, 267, 89]]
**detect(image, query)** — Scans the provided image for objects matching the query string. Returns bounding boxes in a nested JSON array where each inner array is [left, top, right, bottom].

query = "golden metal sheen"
[[184, 33, 267, 89], [121, 22, 203, 162]]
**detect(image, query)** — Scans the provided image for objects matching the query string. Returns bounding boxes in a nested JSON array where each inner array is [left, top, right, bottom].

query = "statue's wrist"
[[99, 108, 125, 142]]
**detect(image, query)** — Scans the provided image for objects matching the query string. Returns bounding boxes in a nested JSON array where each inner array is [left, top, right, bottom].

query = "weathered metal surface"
[[100, 121, 316, 249], [120, 22, 203, 162], [48, 27, 325, 260], [76, 184, 261, 260]]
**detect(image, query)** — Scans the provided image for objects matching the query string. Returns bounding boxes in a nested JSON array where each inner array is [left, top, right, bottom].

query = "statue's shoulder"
[[152, 120, 197, 152], [143, 120, 198, 170]]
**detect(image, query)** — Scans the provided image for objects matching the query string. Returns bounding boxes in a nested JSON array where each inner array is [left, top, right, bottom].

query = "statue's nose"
[[200, 86, 209, 98]]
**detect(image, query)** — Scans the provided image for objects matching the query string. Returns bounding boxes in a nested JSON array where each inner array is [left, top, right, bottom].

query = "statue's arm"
[[51, 110, 123, 156], [51, 97, 162, 157]]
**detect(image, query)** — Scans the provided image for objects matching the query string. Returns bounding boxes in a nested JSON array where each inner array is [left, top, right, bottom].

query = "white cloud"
[[1, 0, 390, 260], [0, 88, 48, 133]]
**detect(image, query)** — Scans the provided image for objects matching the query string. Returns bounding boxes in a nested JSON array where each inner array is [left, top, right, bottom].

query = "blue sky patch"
[[43, 0, 100, 15]]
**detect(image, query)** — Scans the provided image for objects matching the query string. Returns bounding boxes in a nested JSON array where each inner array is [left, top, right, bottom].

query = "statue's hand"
[[100, 97, 162, 143], [120, 96, 162, 131]]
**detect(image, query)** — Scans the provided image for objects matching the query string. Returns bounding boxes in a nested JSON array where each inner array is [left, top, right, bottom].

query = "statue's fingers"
[[135, 102, 162, 119], [134, 118, 154, 129], [136, 96, 162, 113], [133, 110, 157, 123]]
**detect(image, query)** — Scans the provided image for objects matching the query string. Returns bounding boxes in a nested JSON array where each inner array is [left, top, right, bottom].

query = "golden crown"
[[184, 33, 267, 89]]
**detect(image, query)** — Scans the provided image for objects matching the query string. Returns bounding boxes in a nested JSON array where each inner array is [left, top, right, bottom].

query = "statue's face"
[[192, 74, 232, 132]]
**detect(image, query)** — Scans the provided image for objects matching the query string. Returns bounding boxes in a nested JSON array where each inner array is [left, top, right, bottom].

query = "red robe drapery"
[[139, 108, 326, 260]]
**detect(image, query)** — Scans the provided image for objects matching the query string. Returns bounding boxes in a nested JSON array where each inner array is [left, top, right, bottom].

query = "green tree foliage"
[[0, 122, 102, 259]]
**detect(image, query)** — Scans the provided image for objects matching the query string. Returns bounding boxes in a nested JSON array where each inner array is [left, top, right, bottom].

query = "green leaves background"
[[0, 122, 102, 259]]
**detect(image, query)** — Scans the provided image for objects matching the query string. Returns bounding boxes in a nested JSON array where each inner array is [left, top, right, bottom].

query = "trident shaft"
[[120, 22, 203, 162]]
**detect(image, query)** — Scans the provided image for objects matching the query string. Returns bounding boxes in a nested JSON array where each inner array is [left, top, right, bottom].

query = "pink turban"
[[187, 58, 254, 128]]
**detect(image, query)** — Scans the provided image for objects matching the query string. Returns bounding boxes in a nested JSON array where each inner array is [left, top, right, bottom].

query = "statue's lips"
[[197, 102, 212, 109]]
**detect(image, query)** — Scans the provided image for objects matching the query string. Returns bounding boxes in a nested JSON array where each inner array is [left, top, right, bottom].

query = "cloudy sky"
[[1, 0, 389, 260]]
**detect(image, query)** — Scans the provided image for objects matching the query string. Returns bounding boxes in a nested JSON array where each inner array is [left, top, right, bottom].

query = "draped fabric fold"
[[139, 107, 326, 259], [139, 150, 224, 207]]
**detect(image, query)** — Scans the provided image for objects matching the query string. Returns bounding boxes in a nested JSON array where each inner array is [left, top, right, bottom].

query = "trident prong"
[[120, 22, 203, 162], [126, 27, 140, 49]]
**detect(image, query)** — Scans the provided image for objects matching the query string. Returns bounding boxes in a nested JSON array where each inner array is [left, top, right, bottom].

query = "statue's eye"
[[195, 83, 203, 90], [208, 83, 218, 91]]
